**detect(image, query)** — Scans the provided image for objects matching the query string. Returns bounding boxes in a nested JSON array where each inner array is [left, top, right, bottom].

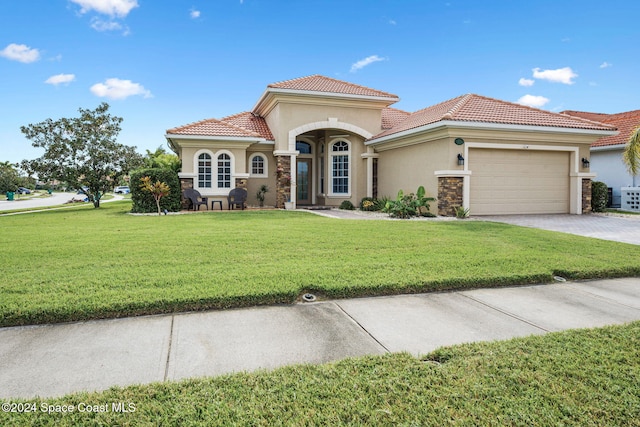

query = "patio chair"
[[183, 188, 208, 211], [227, 188, 248, 210]]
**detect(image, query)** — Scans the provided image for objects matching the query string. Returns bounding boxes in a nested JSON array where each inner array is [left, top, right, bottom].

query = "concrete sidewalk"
[[1, 278, 639, 399]]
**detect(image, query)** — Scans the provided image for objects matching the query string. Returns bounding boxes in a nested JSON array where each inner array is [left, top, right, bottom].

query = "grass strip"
[[1, 201, 640, 326], [1, 321, 639, 426]]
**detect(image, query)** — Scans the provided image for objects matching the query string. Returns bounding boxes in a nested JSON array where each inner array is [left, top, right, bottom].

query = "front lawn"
[[1, 321, 638, 426], [1, 201, 640, 326]]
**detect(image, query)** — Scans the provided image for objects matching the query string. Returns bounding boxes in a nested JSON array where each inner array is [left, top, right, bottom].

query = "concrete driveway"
[[480, 214, 640, 245], [1, 278, 639, 399]]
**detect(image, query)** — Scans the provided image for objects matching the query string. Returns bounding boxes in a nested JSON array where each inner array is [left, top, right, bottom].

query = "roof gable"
[[562, 109, 640, 147], [371, 94, 616, 141], [267, 74, 398, 99]]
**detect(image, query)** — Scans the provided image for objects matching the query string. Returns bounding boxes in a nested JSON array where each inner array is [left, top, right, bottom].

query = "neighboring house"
[[166, 75, 616, 215], [562, 109, 640, 207]]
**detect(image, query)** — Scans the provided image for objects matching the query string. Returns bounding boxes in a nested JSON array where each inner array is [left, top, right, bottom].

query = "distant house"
[[166, 75, 616, 215], [562, 110, 640, 207]]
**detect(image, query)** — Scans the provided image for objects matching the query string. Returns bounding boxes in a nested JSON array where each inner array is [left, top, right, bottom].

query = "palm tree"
[[623, 126, 640, 186]]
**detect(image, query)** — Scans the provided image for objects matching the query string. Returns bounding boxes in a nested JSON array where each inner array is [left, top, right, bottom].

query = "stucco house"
[[166, 75, 616, 215], [562, 109, 640, 208]]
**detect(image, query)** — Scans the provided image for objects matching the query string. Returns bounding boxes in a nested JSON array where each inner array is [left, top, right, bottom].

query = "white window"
[[217, 153, 231, 188], [198, 153, 212, 188], [331, 140, 350, 195], [249, 153, 268, 177]]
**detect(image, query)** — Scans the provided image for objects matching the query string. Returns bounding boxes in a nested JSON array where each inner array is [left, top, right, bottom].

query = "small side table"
[[211, 200, 223, 210]]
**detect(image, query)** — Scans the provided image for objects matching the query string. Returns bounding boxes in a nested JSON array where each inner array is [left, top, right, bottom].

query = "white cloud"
[[90, 78, 152, 100], [389, 19, 396, 25], [45, 74, 76, 86], [518, 77, 534, 87], [532, 67, 578, 84], [90, 18, 123, 31], [350, 55, 387, 73], [0, 43, 40, 63], [70, 0, 138, 18], [190, 9, 201, 19], [599, 61, 612, 69], [516, 94, 550, 108]]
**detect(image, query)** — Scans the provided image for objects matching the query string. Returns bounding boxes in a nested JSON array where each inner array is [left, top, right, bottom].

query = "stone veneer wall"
[[582, 178, 592, 214], [275, 156, 291, 208], [437, 176, 463, 217], [180, 177, 194, 210]]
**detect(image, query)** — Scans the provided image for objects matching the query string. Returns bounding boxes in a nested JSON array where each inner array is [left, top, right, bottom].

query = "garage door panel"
[[469, 148, 569, 215]]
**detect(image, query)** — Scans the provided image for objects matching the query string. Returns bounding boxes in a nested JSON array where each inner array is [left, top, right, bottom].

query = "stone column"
[[582, 178, 592, 214], [275, 156, 291, 208], [180, 177, 194, 210], [437, 176, 464, 216]]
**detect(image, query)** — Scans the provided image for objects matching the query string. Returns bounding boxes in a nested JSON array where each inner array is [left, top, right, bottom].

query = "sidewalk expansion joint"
[[458, 293, 551, 333], [164, 315, 175, 382], [333, 302, 391, 353]]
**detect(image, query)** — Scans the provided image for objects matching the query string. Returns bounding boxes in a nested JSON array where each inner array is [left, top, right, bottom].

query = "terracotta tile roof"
[[167, 112, 273, 140], [220, 112, 274, 140], [562, 109, 640, 147], [381, 107, 410, 129], [370, 94, 616, 141], [267, 75, 399, 99]]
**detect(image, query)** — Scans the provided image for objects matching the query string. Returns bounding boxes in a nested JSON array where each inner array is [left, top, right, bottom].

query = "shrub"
[[456, 206, 470, 219], [591, 181, 608, 212], [383, 186, 436, 218], [359, 197, 376, 211], [339, 200, 355, 210], [130, 168, 181, 213]]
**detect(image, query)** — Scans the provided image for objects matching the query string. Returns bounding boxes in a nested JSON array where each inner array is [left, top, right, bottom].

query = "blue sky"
[[1, 0, 639, 164]]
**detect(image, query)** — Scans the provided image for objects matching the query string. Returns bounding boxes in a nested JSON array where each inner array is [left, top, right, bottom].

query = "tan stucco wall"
[[266, 102, 382, 151], [377, 138, 450, 200], [246, 150, 277, 207]]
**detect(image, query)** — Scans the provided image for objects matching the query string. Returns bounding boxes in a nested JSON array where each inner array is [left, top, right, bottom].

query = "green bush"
[[359, 197, 376, 211], [591, 181, 608, 212], [339, 200, 355, 210], [383, 186, 436, 218], [130, 168, 181, 213]]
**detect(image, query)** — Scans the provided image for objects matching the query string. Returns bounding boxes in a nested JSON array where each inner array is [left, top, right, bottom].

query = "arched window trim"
[[329, 140, 351, 197], [195, 149, 214, 190], [216, 151, 233, 189], [249, 153, 268, 177]]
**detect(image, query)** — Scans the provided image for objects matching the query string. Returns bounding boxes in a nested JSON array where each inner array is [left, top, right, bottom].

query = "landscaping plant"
[[139, 176, 171, 215], [130, 168, 181, 213], [256, 184, 269, 207], [383, 186, 436, 218], [591, 181, 608, 212]]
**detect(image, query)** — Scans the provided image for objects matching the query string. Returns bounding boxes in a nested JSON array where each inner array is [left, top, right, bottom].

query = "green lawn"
[[2, 321, 639, 426], [1, 200, 640, 327]]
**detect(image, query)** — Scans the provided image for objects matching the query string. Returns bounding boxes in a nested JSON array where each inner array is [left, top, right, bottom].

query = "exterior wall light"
[[582, 157, 590, 168], [457, 153, 465, 166]]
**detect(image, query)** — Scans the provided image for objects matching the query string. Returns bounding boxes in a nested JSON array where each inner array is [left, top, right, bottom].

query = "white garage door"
[[469, 148, 570, 215]]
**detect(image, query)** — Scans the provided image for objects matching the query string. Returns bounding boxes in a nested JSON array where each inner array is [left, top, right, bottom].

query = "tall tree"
[[0, 161, 19, 194], [144, 146, 181, 172], [20, 103, 144, 207], [623, 126, 640, 185]]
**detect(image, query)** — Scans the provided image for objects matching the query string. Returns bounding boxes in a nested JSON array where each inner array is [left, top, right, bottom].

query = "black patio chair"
[[183, 188, 209, 211], [227, 188, 247, 210]]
